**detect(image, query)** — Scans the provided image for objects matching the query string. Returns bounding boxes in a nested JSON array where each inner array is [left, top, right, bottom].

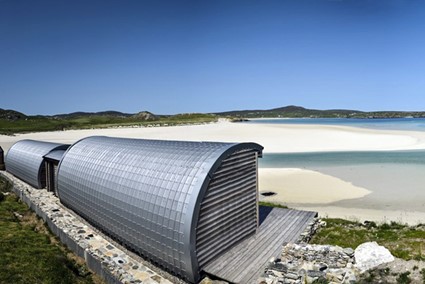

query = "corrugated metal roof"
[[57, 136, 263, 283]]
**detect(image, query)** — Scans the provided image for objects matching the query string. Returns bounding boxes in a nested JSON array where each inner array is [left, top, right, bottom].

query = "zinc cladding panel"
[[5, 140, 68, 189], [44, 149, 66, 162], [57, 136, 247, 281]]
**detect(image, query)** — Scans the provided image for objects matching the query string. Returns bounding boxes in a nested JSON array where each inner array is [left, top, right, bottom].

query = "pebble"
[[286, 272, 299, 280], [343, 248, 354, 256]]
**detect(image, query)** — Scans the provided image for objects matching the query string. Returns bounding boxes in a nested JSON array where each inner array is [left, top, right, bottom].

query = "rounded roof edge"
[[56, 136, 106, 197], [56, 136, 263, 282], [6, 139, 70, 188], [184, 142, 263, 282]]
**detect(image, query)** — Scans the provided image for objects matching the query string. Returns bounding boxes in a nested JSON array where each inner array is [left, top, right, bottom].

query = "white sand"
[[258, 168, 425, 225], [259, 168, 371, 204], [2, 121, 425, 224], [2, 121, 425, 153]]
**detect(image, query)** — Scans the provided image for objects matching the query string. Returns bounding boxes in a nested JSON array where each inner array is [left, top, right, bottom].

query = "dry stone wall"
[[0, 171, 177, 284], [262, 243, 358, 284], [260, 241, 397, 284]]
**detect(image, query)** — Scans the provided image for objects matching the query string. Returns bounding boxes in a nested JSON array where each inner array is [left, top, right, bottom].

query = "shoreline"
[[295, 205, 425, 226], [2, 121, 425, 153], [259, 167, 425, 225], [1, 121, 424, 224], [258, 168, 371, 204]]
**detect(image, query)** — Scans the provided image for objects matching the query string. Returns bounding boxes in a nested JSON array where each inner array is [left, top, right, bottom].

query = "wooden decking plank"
[[284, 211, 316, 243], [236, 213, 311, 283], [233, 211, 309, 283], [241, 211, 317, 283], [206, 210, 295, 281], [204, 209, 304, 279], [202, 208, 317, 284], [203, 208, 293, 273], [291, 212, 317, 240], [202, 209, 294, 280], [229, 210, 307, 282], [223, 209, 301, 279], [232, 213, 304, 283]]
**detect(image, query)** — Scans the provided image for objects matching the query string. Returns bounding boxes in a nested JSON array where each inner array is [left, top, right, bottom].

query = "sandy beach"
[[2, 121, 425, 154], [2, 121, 425, 224], [258, 168, 371, 204]]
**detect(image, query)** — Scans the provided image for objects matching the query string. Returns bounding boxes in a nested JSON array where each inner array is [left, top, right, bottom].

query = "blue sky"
[[1, 0, 425, 115]]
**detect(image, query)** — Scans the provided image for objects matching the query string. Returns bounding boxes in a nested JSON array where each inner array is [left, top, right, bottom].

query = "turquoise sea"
[[251, 118, 425, 212], [247, 117, 425, 131]]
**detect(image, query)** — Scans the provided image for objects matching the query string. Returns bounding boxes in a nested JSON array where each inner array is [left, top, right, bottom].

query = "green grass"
[[397, 272, 412, 284], [0, 113, 218, 135], [311, 218, 425, 261], [258, 201, 288, 209], [0, 176, 102, 284], [0, 175, 12, 193]]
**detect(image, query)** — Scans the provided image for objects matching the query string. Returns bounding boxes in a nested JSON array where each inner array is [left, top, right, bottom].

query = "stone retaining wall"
[[261, 243, 358, 284], [1, 170, 337, 284], [1, 171, 177, 284]]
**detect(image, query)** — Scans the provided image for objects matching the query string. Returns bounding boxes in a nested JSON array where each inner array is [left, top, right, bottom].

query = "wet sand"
[[258, 168, 371, 204]]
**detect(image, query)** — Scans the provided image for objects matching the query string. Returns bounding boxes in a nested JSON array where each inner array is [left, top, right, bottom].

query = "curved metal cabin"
[[5, 140, 69, 188], [57, 136, 263, 283]]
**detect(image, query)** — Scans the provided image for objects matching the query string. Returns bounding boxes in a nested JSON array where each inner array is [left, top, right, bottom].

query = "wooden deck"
[[202, 206, 317, 284]]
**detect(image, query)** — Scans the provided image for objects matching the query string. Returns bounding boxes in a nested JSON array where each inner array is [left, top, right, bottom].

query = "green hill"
[[216, 105, 425, 119], [0, 109, 216, 135], [0, 108, 27, 121], [2, 105, 425, 135]]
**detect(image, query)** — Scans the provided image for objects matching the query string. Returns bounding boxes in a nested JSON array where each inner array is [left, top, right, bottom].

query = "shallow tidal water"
[[260, 151, 425, 212], [250, 118, 425, 213], [247, 117, 425, 131]]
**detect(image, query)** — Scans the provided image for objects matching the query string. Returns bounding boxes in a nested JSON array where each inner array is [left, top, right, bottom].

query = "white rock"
[[354, 242, 394, 272]]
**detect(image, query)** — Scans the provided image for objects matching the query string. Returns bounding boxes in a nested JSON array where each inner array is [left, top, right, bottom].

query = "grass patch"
[[0, 113, 218, 135], [311, 218, 425, 261], [397, 271, 412, 284], [0, 176, 12, 193], [258, 201, 288, 209], [0, 176, 102, 284]]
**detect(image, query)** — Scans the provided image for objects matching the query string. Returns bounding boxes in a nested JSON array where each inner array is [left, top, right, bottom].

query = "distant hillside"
[[216, 105, 425, 119], [0, 108, 216, 135], [132, 111, 157, 121], [3, 105, 425, 135], [0, 108, 27, 121], [52, 110, 132, 119]]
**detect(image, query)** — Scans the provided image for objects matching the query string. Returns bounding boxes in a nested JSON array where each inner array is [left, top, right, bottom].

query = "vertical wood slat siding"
[[196, 149, 258, 269], [45, 161, 59, 194], [40, 163, 47, 188], [53, 164, 59, 195], [45, 161, 53, 192]]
